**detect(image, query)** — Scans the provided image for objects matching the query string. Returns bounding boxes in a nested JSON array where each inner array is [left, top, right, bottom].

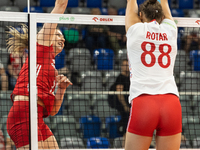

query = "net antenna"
[[27, 0, 30, 13]]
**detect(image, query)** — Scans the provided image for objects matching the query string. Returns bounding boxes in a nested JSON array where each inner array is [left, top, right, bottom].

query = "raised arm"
[[125, 0, 141, 32], [160, 0, 173, 20], [37, 0, 68, 46], [50, 74, 72, 116]]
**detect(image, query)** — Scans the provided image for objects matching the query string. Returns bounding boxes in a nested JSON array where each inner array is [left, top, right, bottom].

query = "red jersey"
[[11, 43, 58, 117]]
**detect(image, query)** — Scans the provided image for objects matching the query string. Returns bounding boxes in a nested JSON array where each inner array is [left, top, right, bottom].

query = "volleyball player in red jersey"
[[125, 0, 182, 150], [6, 0, 72, 149]]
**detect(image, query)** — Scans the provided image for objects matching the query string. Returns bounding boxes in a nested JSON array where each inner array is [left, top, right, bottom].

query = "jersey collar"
[[150, 19, 158, 24]]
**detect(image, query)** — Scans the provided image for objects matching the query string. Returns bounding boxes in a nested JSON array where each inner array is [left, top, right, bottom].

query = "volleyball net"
[[0, 11, 200, 150]]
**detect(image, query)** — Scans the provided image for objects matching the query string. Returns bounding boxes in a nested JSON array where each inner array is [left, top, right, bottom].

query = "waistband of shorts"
[[131, 93, 179, 104], [136, 93, 178, 98]]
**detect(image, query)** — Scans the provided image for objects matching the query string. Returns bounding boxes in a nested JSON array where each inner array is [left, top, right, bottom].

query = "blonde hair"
[[7, 24, 28, 56]]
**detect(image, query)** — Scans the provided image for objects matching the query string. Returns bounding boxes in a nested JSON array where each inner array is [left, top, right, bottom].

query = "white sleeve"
[[161, 19, 177, 30]]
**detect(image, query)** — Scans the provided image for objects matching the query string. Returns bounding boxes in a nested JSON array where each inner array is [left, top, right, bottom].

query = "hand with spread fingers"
[[56, 74, 73, 89]]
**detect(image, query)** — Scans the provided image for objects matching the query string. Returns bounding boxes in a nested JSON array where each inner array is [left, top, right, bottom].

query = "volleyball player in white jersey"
[[125, 0, 182, 150]]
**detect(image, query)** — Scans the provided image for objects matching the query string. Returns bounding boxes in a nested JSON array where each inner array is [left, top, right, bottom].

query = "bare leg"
[[156, 133, 181, 150], [125, 132, 153, 150], [17, 141, 44, 150], [122, 133, 126, 148], [43, 135, 59, 149]]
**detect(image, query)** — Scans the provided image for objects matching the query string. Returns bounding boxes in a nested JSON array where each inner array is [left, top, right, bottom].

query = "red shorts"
[[7, 101, 53, 148], [127, 94, 182, 136]]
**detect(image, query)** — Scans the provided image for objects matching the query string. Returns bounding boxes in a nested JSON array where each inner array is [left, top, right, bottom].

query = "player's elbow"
[[50, 107, 59, 116], [50, 110, 57, 116], [55, 0, 68, 8]]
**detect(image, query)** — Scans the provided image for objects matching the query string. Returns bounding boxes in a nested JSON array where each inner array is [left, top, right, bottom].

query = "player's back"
[[126, 19, 179, 102]]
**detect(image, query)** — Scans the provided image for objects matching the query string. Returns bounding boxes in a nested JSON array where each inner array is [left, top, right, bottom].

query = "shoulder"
[[37, 42, 54, 54], [160, 19, 177, 30]]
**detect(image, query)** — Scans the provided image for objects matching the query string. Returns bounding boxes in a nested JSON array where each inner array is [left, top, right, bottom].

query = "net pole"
[[29, 13, 38, 150], [27, 0, 30, 13]]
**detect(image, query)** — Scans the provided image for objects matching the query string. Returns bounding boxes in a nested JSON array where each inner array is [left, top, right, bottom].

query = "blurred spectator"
[[55, 49, 71, 80], [180, 134, 190, 148], [107, 7, 126, 55], [108, 59, 130, 147], [0, 129, 5, 150], [115, 59, 130, 136], [0, 61, 8, 91], [5, 138, 15, 150], [107, 0, 127, 10], [6, 51, 28, 90], [108, 6, 118, 15], [85, 8, 109, 55], [2, 126, 15, 150], [183, 31, 200, 55], [55, 49, 71, 115]]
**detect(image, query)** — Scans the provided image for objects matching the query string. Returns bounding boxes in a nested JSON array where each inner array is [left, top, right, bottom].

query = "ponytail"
[[7, 24, 28, 56]]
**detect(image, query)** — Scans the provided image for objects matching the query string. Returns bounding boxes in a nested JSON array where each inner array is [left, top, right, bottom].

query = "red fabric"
[[9, 52, 28, 76], [7, 101, 53, 148], [127, 94, 182, 136], [11, 43, 57, 117], [9, 54, 15, 63]]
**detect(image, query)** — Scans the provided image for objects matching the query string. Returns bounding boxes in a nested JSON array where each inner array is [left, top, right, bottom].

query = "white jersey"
[[126, 19, 179, 103]]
